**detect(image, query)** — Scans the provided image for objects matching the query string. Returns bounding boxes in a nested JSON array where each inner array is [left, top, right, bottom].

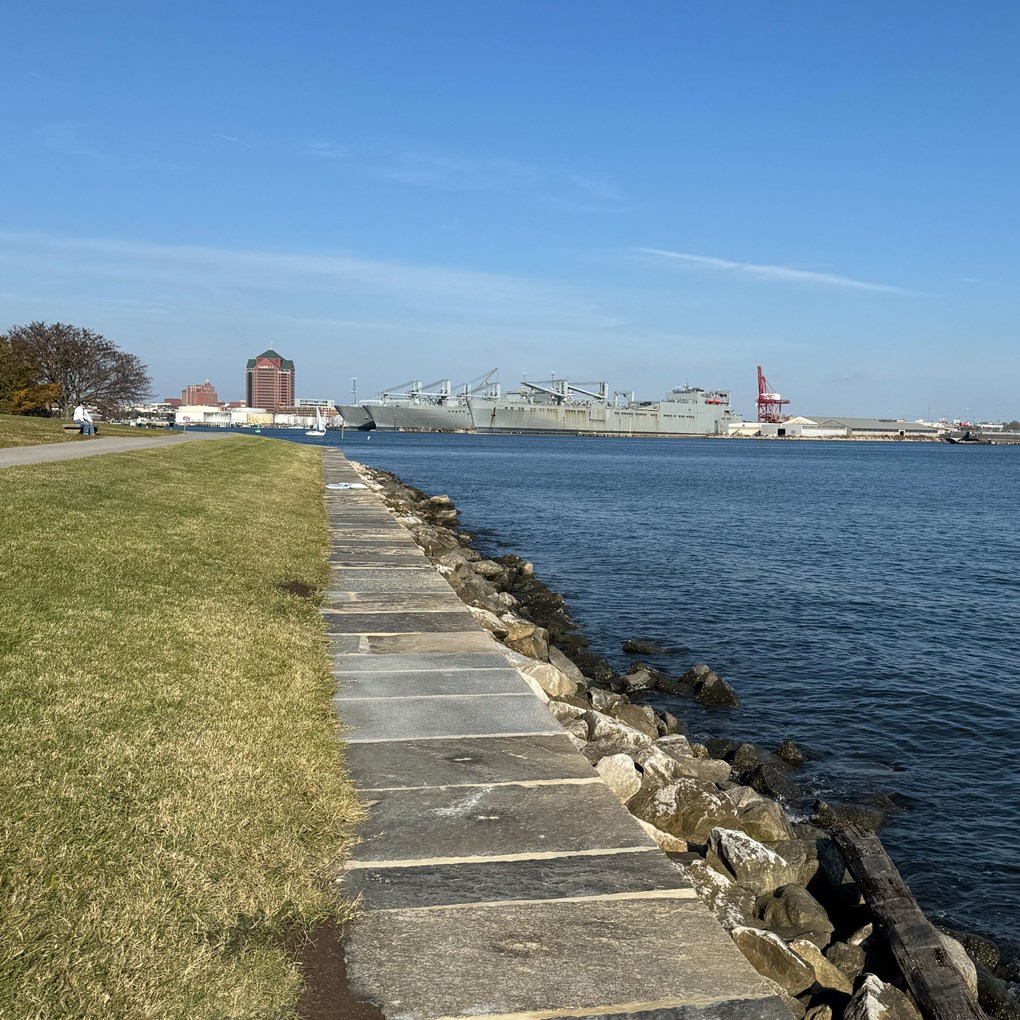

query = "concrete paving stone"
[[343, 733, 595, 790], [329, 537, 420, 547], [352, 781, 654, 862], [333, 652, 512, 673], [324, 612, 480, 634], [336, 666, 532, 700], [339, 690, 560, 743], [322, 594, 466, 612], [371, 631, 497, 654], [344, 897, 779, 1019], [330, 569, 451, 592], [344, 846, 692, 911], [328, 555, 429, 567]]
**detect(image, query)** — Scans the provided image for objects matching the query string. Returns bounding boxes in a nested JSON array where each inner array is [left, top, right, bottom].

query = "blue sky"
[[2, 1, 1018, 420]]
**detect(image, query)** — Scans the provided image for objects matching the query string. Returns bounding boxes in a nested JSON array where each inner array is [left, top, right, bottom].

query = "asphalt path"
[[0, 430, 233, 470]]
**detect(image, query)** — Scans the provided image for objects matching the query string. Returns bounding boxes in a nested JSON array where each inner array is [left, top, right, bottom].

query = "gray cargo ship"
[[345, 374, 741, 436], [469, 379, 740, 436]]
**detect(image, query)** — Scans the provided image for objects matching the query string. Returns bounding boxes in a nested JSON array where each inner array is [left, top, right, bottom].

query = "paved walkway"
[[0, 430, 230, 469], [324, 449, 791, 1020]]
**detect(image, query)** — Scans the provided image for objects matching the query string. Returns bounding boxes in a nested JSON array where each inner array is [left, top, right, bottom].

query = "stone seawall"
[[353, 460, 1019, 1020]]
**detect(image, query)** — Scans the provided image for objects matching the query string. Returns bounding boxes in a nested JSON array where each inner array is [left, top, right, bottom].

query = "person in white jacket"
[[73, 402, 96, 435]]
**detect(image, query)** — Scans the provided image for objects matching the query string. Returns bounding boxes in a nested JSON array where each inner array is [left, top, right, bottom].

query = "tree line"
[[0, 322, 151, 418]]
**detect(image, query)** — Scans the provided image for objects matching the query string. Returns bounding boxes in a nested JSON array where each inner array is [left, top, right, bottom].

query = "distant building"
[[245, 349, 295, 411], [182, 380, 220, 405]]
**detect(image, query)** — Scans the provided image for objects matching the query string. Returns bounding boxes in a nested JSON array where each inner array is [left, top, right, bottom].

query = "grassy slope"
[[0, 437, 362, 1019], [0, 413, 168, 448]]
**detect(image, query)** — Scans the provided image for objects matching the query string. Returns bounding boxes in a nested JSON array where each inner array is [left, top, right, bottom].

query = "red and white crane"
[[756, 365, 791, 423]]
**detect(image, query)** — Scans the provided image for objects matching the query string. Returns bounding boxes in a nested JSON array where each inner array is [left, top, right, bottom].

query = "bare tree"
[[3, 322, 152, 416]]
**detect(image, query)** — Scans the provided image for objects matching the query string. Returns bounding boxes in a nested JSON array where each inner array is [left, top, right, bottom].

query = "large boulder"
[[746, 763, 800, 802], [472, 558, 506, 580], [635, 818, 688, 853], [729, 927, 816, 996], [502, 616, 550, 660], [588, 688, 628, 712], [844, 975, 922, 1020], [595, 753, 642, 803], [618, 666, 661, 694], [628, 778, 737, 845], [758, 884, 835, 948], [518, 660, 577, 699], [679, 858, 759, 930], [733, 795, 796, 843], [656, 709, 685, 736], [790, 939, 853, 995], [705, 828, 801, 896], [654, 732, 694, 757], [469, 606, 508, 637], [776, 739, 808, 765], [546, 699, 585, 724], [623, 638, 663, 655], [548, 645, 586, 685], [937, 931, 978, 998], [680, 665, 741, 707], [608, 703, 660, 740], [824, 941, 866, 984], [582, 711, 653, 761]]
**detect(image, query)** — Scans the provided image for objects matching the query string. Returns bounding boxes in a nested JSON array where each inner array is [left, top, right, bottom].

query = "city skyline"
[[3, 3, 1020, 421]]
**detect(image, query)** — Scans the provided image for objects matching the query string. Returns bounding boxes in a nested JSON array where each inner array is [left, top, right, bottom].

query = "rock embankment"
[[354, 463, 1019, 1020]]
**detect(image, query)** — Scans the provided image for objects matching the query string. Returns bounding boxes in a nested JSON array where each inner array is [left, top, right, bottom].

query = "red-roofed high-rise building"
[[245, 349, 295, 411]]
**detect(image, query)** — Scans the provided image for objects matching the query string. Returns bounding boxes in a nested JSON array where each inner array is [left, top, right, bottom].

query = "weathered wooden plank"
[[833, 825, 986, 1020]]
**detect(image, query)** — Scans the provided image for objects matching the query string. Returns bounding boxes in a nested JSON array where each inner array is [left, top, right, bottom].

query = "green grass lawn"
[[0, 437, 363, 1018], [0, 413, 170, 448]]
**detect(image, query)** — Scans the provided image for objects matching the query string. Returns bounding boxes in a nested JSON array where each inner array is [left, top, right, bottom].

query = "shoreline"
[[354, 460, 1020, 1020]]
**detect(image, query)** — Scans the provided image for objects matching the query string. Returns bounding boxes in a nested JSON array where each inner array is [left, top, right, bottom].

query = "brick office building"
[[181, 380, 219, 405], [245, 349, 295, 411]]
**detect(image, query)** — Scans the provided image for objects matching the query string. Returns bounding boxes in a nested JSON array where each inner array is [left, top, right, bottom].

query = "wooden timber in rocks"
[[833, 826, 988, 1020], [321, 450, 792, 1020]]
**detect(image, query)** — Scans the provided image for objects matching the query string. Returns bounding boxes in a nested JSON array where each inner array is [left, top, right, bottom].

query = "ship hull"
[[467, 397, 735, 436], [337, 404, 375, 430], [369, 402, 475, 431]]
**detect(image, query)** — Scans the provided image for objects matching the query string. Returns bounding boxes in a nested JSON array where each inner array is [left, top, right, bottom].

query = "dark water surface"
[[264, 428, 1020, 950]]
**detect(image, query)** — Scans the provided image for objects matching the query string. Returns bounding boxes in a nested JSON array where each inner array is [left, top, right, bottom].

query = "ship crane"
[[756, 365, 791, 423]]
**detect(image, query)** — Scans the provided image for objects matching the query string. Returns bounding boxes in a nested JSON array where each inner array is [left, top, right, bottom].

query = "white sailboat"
[[305, 406, 326, 437]]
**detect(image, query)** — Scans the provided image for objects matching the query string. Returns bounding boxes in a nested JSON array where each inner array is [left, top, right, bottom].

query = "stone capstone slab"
[[332, 651, 511, 673], [336, 666, 534, 700], [328, 569, 453, 593], [345, 848, 690, 911], [344, 898, 781, 1020], [354, 782, 656, 863], [339, 691, 562, 743], [324, 611, 480, 634], [343, 733, 598, 791]]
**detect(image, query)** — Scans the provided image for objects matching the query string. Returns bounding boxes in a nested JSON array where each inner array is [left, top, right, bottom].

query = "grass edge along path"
[[0, 412, 173, 449], [0, 437, 363, 1019]]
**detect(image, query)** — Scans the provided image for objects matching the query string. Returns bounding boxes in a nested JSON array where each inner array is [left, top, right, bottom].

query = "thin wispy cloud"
[[303, 141, 348, 160], [36, 122, 104, 160], [217, 134, 254, 148], [304, 141, 625, 209], [635, 247, 910, 294], [0, 230, 615, 326]]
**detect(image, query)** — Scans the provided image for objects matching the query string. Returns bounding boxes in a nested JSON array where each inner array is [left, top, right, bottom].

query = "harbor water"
[[267, 428, 1020, 952]]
